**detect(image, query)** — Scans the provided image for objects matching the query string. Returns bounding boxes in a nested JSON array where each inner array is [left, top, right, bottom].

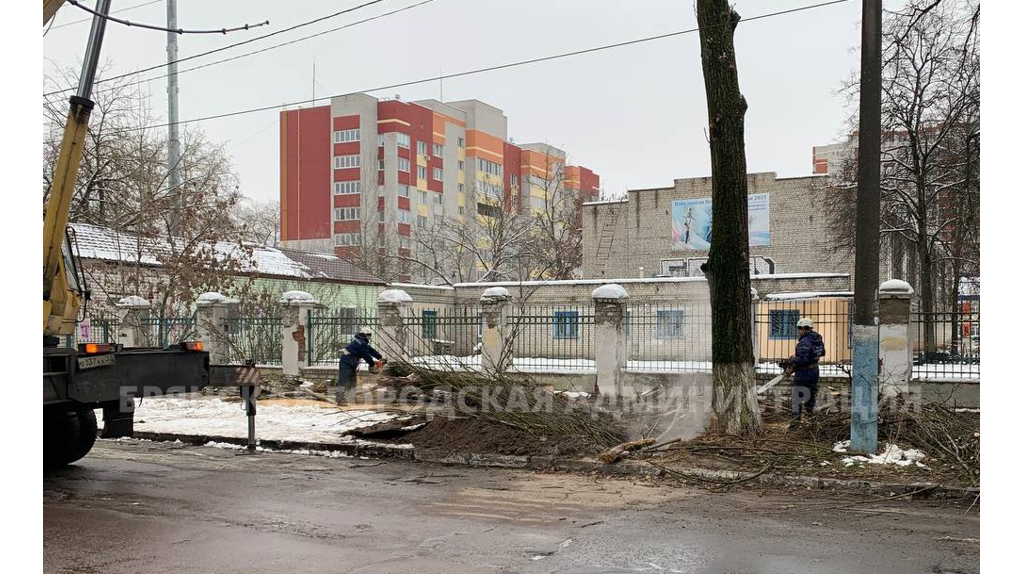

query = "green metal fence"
[[224, 317, 282, 366], [307, 309, 379, 366], [140, 316, 197, 349]]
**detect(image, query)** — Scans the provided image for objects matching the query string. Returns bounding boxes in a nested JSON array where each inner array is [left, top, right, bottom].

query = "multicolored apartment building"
[[279, 94, 599, 263]]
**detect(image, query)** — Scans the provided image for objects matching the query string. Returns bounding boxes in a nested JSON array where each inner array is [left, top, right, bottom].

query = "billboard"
[[670, 193, 770, 250]]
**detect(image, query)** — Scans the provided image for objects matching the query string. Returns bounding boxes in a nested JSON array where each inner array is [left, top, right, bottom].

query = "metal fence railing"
[[405, 307, 482, 360], [911, 309, 980, 381], [307, 309, 378, 366], [506, 305, 595, 373], [755, 299, 853, 378], [52, 298, 980, 382], [60, 316, 119, 349], [140, 316, 197, 349], [224, 317, 282, 366], [625, 302, 713, 373]]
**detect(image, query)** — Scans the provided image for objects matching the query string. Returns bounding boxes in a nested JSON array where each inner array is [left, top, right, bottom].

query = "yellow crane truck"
[[42, 0, 257, 467]]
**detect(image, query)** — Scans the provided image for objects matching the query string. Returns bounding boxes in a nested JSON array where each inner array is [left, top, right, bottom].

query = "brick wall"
[[583, 172, 855, 280]]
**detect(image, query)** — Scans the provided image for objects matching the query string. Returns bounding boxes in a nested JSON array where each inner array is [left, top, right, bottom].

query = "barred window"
[[656, 310, 686, 339]]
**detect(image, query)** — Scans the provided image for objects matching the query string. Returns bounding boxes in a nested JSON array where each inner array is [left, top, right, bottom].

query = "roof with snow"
[[71, 223, 385, 286]]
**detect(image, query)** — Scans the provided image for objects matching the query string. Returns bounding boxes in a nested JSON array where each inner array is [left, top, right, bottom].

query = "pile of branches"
[[886, 404, 980, 487], [375, 360, 625, 450]]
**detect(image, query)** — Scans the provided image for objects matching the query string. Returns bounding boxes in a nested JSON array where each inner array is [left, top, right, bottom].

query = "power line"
[[66, 0, 269, 35], [48, 0, 163, 31], [45, 0, 391, 97], [94, 0, 439, 93], [108, 0, 853, 135]]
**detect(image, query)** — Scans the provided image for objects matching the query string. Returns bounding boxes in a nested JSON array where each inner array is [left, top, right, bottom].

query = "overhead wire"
[[65, 0, 269, 35], [83, 0, 440, 94], [105, 0, 853, 135], [45, 0, 392, 97], [47, 0, 163, 31]]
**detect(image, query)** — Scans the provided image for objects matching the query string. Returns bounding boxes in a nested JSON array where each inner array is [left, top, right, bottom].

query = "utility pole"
[[166, 0, 182, 232], [851, 0, 882, 453]]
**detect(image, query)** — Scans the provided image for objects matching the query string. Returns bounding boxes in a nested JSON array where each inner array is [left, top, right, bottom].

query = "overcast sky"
[[43, 0, 865, 204]]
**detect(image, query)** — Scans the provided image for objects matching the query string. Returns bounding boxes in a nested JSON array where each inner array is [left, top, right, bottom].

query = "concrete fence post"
[[479, 287, 512, 373], [376, 289, 412, 362], [195, 292, 239, 365], [592, 284, 629, 397], [115, 295, 152, 348], [878, 279, 915, 400], [280, 290, 320, 376]]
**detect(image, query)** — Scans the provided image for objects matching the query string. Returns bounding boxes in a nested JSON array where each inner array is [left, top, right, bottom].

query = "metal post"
[[851, 0, 883, 453], [166, 0, 182, 229], [76, 0, 113, 100]]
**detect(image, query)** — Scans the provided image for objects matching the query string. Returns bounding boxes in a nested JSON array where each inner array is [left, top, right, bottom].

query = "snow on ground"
[[409, 354, 978, 380], [98, 396, 399, 444], [832, 440, 928, 468]]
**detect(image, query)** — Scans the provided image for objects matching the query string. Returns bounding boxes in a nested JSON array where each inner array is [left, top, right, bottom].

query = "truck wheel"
[[44, 406, 97, 469]]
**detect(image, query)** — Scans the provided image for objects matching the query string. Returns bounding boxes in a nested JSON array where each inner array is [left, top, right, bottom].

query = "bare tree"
[[824, 0, 980, 351], [696, 0, 762, 436], [528, 153, 586, 279], [233, 198, 281, 247], [403, 197, 537, 285], [45, 63, 252, 323]]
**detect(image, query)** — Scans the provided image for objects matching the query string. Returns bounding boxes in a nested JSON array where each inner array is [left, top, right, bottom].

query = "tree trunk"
[[696, 0, 762, 436]]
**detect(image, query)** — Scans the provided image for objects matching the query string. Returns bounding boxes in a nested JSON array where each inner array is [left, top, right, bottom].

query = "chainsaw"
[[756, 359, 794, 395]]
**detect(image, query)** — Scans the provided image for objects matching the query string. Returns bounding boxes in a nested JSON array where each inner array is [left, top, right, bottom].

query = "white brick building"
[[582, 172, 854, 280]]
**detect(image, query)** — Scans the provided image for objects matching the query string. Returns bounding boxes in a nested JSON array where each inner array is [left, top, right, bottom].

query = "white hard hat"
[[796, 318, 814, 329], [358, 326, 374, 336]]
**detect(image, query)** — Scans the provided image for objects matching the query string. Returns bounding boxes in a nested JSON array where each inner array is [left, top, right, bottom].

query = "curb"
[[123, 432, 977, 501]]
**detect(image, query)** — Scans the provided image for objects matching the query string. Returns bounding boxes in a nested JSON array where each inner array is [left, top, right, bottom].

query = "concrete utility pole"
[[166, 0, 182, 230], [851, 0, 882, 453]]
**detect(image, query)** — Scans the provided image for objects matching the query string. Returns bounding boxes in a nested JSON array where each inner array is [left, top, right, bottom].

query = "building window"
[[457, 136, 464, 148], [378, 159, 385, 171], [656, 310, 686, 339], [417, 215, 428, 228], [511, 174, 518, 187], [458, 160, 464, 171], [378, 210, 385, 223], [399, 237, 412, 250], [398, 185, 410, 198], [333, 181, 360, 195], [433, 193, 442, 205], [418, 166, 428, 180], [433, 143, 443, 157], [458, 206, 465, 215], [477, 158, 503, 176], [434, 214, 443, 225], [458, 183, 464, 193], [417, 190, 428, 204], [334, 207, 360, 221], [422, 310, 438, 338], [396, 132, 410, 148], [377, 133, 385, 147], [433, 167, 443, 181], [333, 233, 362, 246], [397, 210, 411, 224], [333, 128, 359, 143], [477, 202, 502, 219], [398, 157, 410, 172], [769, 309, 800, 339], [333, 155, 360, 169], [481, 182, 503, 198], [554, 311, 579, 339], [417, 140, 428, 155]]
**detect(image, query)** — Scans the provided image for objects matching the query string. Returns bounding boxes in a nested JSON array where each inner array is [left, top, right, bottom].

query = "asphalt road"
[[43, 439, 979, 574]]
